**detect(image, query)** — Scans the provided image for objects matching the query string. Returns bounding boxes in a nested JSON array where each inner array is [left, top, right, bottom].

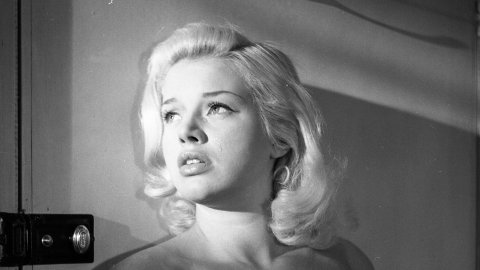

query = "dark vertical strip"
[[476, 2, 480, 270], [16, 0, 22, 215], [15, 0, 23, 213], [16, 0, 23, 269], [29, 0, 33, 215]]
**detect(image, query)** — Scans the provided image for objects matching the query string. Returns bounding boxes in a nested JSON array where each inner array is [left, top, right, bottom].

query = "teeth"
[[186, 159, 201, 165]]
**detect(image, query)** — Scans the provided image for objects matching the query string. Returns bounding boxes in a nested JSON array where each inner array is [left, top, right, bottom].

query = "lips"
[[177, 151, 211, 176]]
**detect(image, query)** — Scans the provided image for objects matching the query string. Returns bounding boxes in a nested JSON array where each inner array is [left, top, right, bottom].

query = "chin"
[[175, 182, 217, 203], [176, 186, 236, 209], [177, 190, 209, 203]]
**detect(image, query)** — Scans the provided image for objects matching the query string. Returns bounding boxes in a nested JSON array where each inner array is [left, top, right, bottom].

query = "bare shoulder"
[[273, 247, 347, 270], [324, 238, 375, 270], [273, 238, 374, 270]]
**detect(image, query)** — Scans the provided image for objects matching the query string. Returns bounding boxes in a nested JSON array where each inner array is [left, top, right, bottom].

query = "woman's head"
[[159, 57, 281, 210], [141, 22, 340, 248]]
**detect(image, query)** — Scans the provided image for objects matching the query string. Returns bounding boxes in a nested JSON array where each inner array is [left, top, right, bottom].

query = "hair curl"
[[140, 22, 344, 249]]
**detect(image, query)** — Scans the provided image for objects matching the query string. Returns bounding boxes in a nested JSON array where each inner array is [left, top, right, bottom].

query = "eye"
[[161, 111, 180, 123], [207, 102, 234, 116]]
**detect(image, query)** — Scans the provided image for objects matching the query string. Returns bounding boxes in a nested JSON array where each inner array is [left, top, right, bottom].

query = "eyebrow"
[[162, 90, 246, 106]]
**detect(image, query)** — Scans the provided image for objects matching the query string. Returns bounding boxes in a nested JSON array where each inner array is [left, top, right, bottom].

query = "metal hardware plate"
[[0, 213, 94, 266]]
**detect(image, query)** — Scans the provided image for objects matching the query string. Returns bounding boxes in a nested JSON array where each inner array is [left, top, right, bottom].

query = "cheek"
[[216, 125, 248, 150], [217, 121, 270, 160], [161, 132, 178, 168]]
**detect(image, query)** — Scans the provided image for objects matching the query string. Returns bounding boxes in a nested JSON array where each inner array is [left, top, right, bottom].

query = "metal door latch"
[[0, 212, 94, 266]]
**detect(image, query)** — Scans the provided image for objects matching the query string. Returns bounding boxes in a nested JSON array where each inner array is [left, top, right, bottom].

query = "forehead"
[[162, 58, 247, 97]]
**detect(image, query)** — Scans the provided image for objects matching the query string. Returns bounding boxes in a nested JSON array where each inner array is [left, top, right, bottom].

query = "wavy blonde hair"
[[140, 22, 343, 249]]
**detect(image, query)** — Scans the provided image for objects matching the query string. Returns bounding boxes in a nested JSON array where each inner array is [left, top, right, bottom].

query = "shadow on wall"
[[307, 0, 468, 49], [92, 216, 171, 270], [307, 85, 476, 269]]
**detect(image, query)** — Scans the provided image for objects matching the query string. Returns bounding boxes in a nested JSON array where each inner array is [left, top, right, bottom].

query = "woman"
[[116, 23, 373, 270]]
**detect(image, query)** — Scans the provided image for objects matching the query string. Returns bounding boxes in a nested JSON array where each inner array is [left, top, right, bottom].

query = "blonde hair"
[[140, 22, 343, 249]]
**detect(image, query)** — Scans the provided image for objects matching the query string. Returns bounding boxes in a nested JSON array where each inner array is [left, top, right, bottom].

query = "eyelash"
[[161, 111, 177, 123], [161, 101, 235, 123], [206, 101, 234, 115]]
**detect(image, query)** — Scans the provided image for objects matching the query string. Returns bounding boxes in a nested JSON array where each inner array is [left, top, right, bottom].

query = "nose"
[[177, 115, 208, 144]]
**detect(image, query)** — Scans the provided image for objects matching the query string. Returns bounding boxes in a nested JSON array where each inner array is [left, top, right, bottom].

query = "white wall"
[[23, 0, 476, 269]]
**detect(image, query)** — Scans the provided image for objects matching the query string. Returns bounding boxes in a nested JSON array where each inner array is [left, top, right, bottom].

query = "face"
[[160, 58, 278, 211]]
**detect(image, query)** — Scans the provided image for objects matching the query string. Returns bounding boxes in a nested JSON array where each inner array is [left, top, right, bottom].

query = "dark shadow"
[[307, 0, 468, 49], [306, 84, 477, 269], [306, 83, 476, 173], [0, 0, 22, 212], [91, 216, 172, 270]]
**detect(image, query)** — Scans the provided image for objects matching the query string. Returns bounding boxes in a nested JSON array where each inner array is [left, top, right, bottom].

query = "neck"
[[192, 204, 290, 268]]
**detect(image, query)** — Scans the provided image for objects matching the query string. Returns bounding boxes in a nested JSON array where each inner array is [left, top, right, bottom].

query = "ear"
[[270, 143, 289, 159]]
